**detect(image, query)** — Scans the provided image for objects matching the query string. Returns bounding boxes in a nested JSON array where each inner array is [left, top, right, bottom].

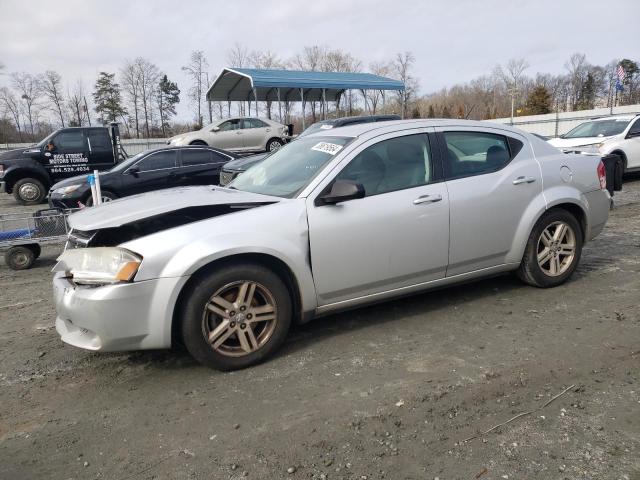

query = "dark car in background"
[[218, 114, 401, 186], [48, 145, 236, 208]]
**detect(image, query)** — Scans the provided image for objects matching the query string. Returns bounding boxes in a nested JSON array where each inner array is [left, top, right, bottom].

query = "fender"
[[2, 161, 52, 192], [506, 185, 589, 264]]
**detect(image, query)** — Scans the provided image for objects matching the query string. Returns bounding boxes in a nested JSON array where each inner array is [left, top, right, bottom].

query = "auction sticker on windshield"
[[311, 142, 343, 155]]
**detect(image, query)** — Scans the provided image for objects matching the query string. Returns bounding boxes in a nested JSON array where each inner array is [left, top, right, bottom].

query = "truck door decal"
[[48, 153, 91, 174]]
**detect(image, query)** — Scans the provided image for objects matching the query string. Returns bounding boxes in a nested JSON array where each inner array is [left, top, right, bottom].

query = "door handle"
[[413, 194, 442, 205], [512, 176, 536, 185]]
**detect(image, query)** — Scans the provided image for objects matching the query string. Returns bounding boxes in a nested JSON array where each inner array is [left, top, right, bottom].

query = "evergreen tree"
[[157, 75, 180, 137], [524, 85, 552, 114], [92, 72, 126, 123]]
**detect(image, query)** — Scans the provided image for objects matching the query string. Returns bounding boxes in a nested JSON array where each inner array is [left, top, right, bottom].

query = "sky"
[[0, 0, 638, 123]]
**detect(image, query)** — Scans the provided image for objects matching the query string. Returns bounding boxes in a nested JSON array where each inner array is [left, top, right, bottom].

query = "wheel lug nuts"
[[246, 314, 252, 320], [240, 323, 246, 329], [230, 311, 236, 316], [240, 306, 246, 311], [230, 321, 236, 328]]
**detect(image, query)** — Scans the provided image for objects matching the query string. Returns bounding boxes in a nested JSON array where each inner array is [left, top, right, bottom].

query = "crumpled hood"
[[223, 153, 268, 171], [548, 135, 615, 149], [68, 186, 282, 230]]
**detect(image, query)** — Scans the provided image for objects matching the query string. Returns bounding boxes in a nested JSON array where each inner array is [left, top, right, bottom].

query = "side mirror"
[[211, 126, 220, 132], [315, 180, 365, 206], [128, 166, 140, 176]]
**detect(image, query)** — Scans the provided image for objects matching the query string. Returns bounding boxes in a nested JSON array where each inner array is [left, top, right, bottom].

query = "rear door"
[[45, 129, 90, 179], [121, 150, 178, 195], [86, 128, 115, 171], [178, 148, 230, 185], [242, 118, 270, 150], [435, 126, 542, 275], [623, 117, 640, 169]]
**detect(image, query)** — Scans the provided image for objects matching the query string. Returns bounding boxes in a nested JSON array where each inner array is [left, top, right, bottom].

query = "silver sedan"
[[53, 120, 611, 370]]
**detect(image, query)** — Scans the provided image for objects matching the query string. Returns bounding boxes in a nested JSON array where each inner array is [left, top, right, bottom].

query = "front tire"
[[517, 209, 583, 288], [85, 190, 118, 206], [13, 178, 46, 205], [189, 140, 208, 146], [180, 263, 292, 371], [266, 138, 284, 152], [5, 246, 36, 270]]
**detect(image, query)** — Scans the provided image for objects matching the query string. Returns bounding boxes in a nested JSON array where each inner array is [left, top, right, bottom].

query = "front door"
[[121, 150, 178, 195], [306, 130, 450, 307], [45, 129, 90, 179], [435, 126, 543, 276], [624, 118, 640, 170], [211, 119, 244, 151], [178, 148, 228, 185]]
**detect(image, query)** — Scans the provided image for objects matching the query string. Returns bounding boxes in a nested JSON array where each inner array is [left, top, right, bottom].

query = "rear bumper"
[[584, 189, 611, 241]]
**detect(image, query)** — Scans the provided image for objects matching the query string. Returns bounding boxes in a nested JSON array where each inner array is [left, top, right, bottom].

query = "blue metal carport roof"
[[205, 68, 405, 102]]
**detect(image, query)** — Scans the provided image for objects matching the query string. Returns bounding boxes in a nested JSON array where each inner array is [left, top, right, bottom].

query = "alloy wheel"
[[201, 281, 278, 357], [536, 221, 576, 277]]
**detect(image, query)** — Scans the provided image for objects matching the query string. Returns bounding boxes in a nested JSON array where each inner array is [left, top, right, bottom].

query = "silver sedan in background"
[[167, 117, 290, 153], [53, 120, 610, 370]]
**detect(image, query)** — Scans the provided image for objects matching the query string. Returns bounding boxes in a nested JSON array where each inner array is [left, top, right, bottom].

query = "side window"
[[218, 120, 241, 131], [335, 134, 431, 197], [629, 118, 640, 136], [135, 151, 177, 172], [53, 130, 85, 151], [87, 129, 111, 152], [442, 131, 512, 179], [243, 119, 267, 129], [182, 149, 213, 166]]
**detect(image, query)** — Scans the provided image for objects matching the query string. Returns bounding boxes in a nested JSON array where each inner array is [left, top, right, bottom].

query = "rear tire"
[[266, 138, 284, 152], [13, 178, 46, 205], [180, 263, 292, 371], [5, 246, 36, 270], [517, 209, 583, 288]]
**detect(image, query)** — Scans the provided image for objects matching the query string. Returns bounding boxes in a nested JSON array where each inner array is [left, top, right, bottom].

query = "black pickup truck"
[[0, 125, 124, 204]]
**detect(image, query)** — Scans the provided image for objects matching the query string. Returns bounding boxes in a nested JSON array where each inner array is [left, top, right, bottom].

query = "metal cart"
[[0, 208, 73, 270]]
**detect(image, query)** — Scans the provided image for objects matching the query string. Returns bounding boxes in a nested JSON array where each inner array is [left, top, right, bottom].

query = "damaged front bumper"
[[53, 272, 188, 352]]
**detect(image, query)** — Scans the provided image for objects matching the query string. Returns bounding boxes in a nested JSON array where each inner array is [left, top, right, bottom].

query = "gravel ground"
[[0, 178, 639, 480]]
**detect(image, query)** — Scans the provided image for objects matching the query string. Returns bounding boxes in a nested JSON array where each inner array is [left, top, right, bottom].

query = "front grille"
[[219, 170, 238, 186]]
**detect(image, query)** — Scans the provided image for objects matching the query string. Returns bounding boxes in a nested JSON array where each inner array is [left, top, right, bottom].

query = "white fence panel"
[[487, 104, 640, 137]]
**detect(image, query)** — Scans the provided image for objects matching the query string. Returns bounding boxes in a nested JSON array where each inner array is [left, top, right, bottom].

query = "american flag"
[[617, 64, 626, 82]]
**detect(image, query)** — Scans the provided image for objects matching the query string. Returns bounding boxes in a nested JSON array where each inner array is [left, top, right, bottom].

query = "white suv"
[[167, 117, 290, 153], [549, 115, 640, 173]]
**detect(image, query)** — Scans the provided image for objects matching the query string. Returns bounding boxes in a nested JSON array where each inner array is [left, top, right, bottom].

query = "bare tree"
[[366, 61, 392, 114], [11, 72, 40, 135], [134, 58, 160, 137], [182, 50, 208, 127], [564, 53, 588, 111], [121, 59, 142, 137], [249, 50, 284, 118], [227, 43, 250, 116], [394, 52, 418, 118], [40, 70, 66, 127], [0, 86, 23, 140], [495, 58, 529, 122], [67, 80, 87, 126]]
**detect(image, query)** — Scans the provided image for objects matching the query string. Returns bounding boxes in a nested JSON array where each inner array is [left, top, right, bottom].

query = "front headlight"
[[52, 184, 82, 196], [53, 247, 142, 285], [170, 136, 183, 144], [569, 143, 604, 154]]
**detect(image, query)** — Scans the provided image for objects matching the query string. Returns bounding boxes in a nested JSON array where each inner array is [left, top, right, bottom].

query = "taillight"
[[597, 160, 606, 190]]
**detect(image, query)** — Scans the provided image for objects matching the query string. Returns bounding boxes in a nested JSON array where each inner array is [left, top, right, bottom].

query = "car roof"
[[141, 145, 236, 157], [320, 114, 401, 126], [303, 118, 530, 140], [589, 115, 638, 122]]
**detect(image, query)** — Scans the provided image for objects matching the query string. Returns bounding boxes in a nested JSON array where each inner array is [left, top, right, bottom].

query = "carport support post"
[[277, 88, 282, 123], [300, 88, 306, 130], [322, 88, 326, 120], [254, 87, 258, 117], [401, 89, 405, 119]]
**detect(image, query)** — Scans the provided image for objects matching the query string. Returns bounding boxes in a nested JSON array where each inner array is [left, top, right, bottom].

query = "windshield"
[[229, 136, 353, 198], [563, 118, 630, 138], [109, 151, 146, 172]]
